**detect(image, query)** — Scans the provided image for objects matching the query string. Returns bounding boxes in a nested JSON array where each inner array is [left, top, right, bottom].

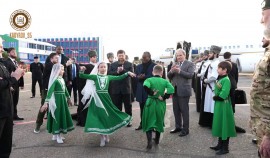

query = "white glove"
[[197, 73, 201, 77], [204, 79, 209, 83]]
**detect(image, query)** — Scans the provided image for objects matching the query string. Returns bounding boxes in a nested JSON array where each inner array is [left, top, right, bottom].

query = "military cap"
[[107, 52, 114, 59], [204, 50, 209, 56], [34, 56, 38, 59], [3, 48, 8, 52], [88, 50, 97, 58], [262, 0, 270, 10], [134, 57, 139, 60], [199, 53, 204, 58], [210, 45, 222, 54]]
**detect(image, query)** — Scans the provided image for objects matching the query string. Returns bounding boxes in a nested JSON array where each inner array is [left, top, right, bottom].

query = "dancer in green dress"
[[142, 65, 174, 149], [41, 64, 74, 144], [210, 61, 236, 155], [79, 62, 136, 147]]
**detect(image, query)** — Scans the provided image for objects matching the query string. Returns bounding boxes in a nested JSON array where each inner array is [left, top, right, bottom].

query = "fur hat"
[[134, 57, 139, 60], [203, 50, 209, 56], [210, 45, 221, 54], [107, 52, 114, 59], [262, 0, 270, 10]]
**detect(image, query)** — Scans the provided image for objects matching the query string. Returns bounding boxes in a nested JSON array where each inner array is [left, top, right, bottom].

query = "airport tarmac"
[[10, 73, 257, 158]]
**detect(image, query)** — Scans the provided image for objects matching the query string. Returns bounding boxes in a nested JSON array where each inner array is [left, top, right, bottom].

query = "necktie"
[[179, 62, 182, 67], [14, 60, 18, 68], [72, 64, 76, 79]]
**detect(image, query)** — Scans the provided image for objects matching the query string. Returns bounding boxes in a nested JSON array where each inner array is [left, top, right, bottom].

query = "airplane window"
[[237, 45, 240, 48], [229, 46, 231, 49], [246, 45, 249, 48], [250, 45, 253, 48], [224, 46, 227, 49], [233, 46, 235, 49]]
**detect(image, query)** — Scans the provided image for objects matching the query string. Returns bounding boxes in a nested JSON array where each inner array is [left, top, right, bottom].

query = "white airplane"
[[153, 42, 264, 73]]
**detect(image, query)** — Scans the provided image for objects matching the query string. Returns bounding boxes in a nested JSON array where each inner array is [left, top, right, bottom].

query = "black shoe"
[[30, 96, 35, 98], [135, 125, 142, 130], [170, 128, 181, 133], [76, 123, 85, 127], [146, 131, 152, 149], [210, 138, 222, 151], [179, 131, 189, 137], [235, 126, 246, 133], [126, 122, 132, 127], [252, 139, 258, 144], [155, 132, 160, 144], [216, 138, 229, 155], [13, 117, 24, 120]]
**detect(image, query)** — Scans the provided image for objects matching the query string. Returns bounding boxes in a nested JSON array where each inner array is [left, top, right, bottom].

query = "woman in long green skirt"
[[79, 62, 135, 147], [41, 64, 74, 144]]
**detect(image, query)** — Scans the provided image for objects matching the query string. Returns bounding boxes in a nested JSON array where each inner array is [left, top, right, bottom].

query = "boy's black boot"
[[155, 131, 160, 144], [146, 131, 152, 149], [210, 137, 222, 151], [216, 138, 229, 155]]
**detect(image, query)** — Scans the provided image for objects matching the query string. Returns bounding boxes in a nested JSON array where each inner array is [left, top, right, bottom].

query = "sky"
[[0, 0, 263, 60]]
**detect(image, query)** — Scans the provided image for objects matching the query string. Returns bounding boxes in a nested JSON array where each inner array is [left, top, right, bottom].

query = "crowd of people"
[[1, 1, 270, 157]]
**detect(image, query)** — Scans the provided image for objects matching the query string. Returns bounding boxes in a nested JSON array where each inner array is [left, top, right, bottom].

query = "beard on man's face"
[[263, 40, 270, 48], [11, 54, 17, 59]]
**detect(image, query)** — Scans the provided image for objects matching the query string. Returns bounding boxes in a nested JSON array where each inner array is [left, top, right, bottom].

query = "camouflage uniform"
[[250, 1, 270, 147], [250, 49, 270, 146]]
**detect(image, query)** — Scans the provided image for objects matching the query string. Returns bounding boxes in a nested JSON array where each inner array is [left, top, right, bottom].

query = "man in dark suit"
[[67, 57, 80, 106], [108, 50, 133, 127], [167, 49, 195, 137], [223, 52, 238, 113], [34, 53, 59, 133], [76, 50, 97, 127], [224, 52, 246, 133], [45, 46, 72, 85], [0, 39, 24, 158], [30, 56, 44, 98], [3, 47, 24, 120], [135, 52, 156, 130]]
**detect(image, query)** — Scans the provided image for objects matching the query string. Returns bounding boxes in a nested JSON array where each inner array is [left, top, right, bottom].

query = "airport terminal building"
[[35, 37, 102, 63]]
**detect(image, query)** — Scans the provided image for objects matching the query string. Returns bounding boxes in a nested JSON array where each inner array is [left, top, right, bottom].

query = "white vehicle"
[[194, 43, 264, 73], [154, 42, 264, 73]]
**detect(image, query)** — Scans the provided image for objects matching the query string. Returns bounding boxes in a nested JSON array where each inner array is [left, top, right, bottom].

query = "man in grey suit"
[[167, 49, 195, 137]]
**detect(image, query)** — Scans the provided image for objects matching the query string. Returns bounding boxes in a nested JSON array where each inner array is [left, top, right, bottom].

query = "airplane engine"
[[235, 53, 264, 73]]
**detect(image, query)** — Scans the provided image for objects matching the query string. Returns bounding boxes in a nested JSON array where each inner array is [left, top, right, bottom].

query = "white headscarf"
[[47, 63, 62, 120], [81, 62, 108, 115]]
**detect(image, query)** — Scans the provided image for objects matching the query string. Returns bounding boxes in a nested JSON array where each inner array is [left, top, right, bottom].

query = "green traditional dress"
[[45, 77, 74, 134], [212, 75, 236, 140], [79, 72, 132, 135], [142, 76, 174, 133]]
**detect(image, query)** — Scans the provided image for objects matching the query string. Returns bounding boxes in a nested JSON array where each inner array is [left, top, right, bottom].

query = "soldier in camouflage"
[[250, 1, 270, 157]]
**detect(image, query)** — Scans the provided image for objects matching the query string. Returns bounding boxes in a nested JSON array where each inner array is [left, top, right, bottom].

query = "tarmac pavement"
[[10, 73, 258, 158]]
